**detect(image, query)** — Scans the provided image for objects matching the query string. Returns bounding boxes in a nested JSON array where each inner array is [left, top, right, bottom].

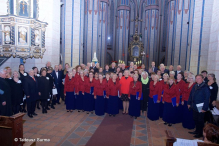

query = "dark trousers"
[[56, 94, 60, 103], [193, 110, 205, 135], [36, 100, 41, 108], [27, 101, 36, 115], [12, 105, 20, 115], [41, 100, 47, 112], [23, 99, 26, 110], [60, 86, 65, 101]]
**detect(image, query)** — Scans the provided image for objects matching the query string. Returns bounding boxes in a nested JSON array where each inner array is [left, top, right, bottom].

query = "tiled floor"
[[22, 103, 198, 146]]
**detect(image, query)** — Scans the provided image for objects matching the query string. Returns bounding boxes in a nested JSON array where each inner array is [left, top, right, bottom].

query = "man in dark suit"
[[58, 64, 65, 103], [23, 69, 38, 118], [51, 65, 63, 104], [174, 65, 184, 79], [188, 74, 211, 138], [151, 61, 158, 73]]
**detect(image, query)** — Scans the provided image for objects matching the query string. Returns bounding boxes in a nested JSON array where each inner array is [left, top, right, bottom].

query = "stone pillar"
[[64, 0, 84, 68], [142, 1, 159, 68], [188, 0, 213, 74], [207, 0, 219, 80], [116, 2, 130, 64]]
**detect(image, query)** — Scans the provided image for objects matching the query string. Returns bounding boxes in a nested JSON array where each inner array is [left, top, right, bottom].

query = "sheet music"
[[173, 138, 203, 146], [52, 88, 58, 95]]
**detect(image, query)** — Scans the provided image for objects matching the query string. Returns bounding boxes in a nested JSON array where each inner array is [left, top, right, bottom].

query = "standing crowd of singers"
[[0, 61, 218, 138]]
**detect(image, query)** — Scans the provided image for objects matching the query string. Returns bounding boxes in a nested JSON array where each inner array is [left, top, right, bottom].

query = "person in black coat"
[[151, 61, 158, 73], [7, 71, 23, 114], [18, 64, 28, 113], [201, 70, 208, 83], [58, 64, 65, 103], [0, 69, 12, 116], [174, 65, 184, 79], [188, 74, 211, 138], [140, 71, 150, 116], [207, 73, 218, 110], [46, 67, 55, 109], [109, 62, 116, 73], [38, 69, 50, 114], [33, 67, 41, 110], [23, 69, 38, 118], [51, 65, 63, 104]]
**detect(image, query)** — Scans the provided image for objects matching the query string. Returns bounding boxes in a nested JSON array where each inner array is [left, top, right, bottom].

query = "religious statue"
[[92, 52, 98, 63], [34, 30, 40, 45], [19, 27, 27, 45], [4, 26, 11, 43]]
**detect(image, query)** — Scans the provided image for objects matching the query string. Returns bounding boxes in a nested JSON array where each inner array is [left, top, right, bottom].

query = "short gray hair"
[[169, 71, 175, 75], [188, 74, 195, 82], [141, 71, 148, 76], [29, 69, 34, 72], [12, 70, 20, 78], [0, 69, 6, 74]]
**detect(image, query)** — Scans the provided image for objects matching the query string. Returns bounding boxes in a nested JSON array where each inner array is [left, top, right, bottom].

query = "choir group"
[[0, 61, 218, 138]]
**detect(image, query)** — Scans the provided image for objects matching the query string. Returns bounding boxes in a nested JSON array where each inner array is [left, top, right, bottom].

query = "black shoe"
[[164, 122, 167, 125], [113, 115, 116, 117], [91, 111, 94, 114], [51, 106, 55, 109], [37, 107, 40, 110], [78, 110, 80, 112], [109, 114, 112, 117], [87, 112, 89, 114], [42, 110, 45, 114], [32, 113, 38, 116], [23, 109, 27, 113], [188, 131, 198, 135], [67, 110, 69, 112], [194, 134, 203, 138], [47, 108, 50, 110], [28, 114, 33, 118], [82, 110, 85, 112], [168, 124, 172, 127]]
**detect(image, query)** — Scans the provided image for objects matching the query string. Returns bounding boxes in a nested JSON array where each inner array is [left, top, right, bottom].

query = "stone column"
[[64, 0, 84, 68]]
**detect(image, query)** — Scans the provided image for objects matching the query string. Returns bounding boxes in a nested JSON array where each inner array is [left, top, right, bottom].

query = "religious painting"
[[18, 26, 28, 45], [3, 25, 11, 44], [34, 29, 40, 46], [132, 45, 140, 57], [17, 0, 30, 17]]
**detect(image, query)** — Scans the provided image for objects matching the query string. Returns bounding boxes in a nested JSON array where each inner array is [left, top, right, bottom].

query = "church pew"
[[165, 130, 219, 146], [0, 113, 35, 146]]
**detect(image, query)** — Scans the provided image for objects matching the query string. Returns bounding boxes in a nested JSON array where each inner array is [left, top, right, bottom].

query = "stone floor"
[[22, 103, 198, 146]]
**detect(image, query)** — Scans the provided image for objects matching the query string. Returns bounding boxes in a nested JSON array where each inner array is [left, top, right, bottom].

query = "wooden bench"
[[0, 113, 36, 146]]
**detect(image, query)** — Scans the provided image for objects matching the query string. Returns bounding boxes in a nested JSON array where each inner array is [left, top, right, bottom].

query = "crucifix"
[[131, 15, 143, 31], [21, 0, 28, 14]]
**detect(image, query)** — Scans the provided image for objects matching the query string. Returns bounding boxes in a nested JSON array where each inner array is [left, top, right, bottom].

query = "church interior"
[[0, 0, 219, 146]]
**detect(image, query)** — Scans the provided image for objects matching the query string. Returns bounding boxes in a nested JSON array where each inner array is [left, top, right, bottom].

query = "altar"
[[128, 31, 144, 64]]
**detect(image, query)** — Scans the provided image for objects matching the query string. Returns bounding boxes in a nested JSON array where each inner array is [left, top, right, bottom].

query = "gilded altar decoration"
[[0, 0, 47, 62], [128, 31, 144, 62]]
